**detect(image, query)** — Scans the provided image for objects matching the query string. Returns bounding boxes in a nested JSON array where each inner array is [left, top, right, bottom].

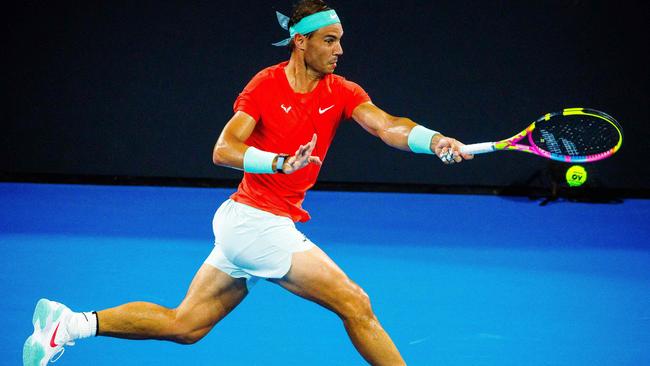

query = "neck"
[[285, 53, 322, 93]]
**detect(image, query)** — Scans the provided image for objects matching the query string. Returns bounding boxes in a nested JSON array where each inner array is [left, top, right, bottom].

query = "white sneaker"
[[23, 299, 75, 366]]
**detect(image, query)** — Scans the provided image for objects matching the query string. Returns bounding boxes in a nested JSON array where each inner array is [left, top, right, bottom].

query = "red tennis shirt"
[[230, 61, 370, 222]]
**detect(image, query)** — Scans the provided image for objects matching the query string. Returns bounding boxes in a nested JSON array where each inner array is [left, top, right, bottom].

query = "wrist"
[[430, 133, 443, 152], [407, 125, 439, 154], [275, 154, 290, 173], [243, 147, 276, 174]]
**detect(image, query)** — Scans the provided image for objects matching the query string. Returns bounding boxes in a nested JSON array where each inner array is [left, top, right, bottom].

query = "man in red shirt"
[[23, 1, 472, 365]]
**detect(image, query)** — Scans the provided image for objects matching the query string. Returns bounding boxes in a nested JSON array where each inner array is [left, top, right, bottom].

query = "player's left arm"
[[351, 102, 473, 163]]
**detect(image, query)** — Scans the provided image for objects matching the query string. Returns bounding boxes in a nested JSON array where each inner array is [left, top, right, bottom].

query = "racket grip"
[[460, 142, 496, 155]]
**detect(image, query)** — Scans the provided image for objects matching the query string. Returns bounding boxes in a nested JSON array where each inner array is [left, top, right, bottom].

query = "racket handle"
[[460, 142, 496, 155]]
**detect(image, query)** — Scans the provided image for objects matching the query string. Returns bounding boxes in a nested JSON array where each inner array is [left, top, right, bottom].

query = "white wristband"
[[243, 147, 276, 174], [407, 125, 439, 154]]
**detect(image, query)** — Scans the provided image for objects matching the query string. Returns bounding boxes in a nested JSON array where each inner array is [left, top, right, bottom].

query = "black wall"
[[5, 1, 649, 191]]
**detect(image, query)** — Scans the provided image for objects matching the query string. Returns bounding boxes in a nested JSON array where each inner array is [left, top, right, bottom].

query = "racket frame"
[[460, 108, 623, 163]]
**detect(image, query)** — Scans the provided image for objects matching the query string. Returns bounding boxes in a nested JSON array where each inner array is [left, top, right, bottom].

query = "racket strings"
[[532, 117, 620, 156]]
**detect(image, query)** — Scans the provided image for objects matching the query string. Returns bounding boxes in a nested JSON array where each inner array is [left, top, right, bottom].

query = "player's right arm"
[[212, 111, 321, 173], [212, 111, 257, 170]]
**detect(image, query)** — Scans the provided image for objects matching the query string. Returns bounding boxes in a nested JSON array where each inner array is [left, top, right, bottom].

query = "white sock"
[[66, 311, 98, 340]]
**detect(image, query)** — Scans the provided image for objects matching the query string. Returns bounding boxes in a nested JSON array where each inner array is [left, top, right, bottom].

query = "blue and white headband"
[[272, 9, 341, 46]]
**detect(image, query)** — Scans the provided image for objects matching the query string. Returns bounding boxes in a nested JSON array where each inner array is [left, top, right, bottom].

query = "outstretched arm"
[[212, 111, 321, 174], [351, 102, 473, 163]]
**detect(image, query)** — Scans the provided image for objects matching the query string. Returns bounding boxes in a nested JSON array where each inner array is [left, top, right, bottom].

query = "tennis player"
[[23, 1, 472, 365]]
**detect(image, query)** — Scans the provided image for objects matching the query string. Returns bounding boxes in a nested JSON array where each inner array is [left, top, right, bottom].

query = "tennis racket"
[[459, 108, 623, 163]]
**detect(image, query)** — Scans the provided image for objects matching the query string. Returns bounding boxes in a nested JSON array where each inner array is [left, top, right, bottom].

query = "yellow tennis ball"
[[566, 165, 587, 187]]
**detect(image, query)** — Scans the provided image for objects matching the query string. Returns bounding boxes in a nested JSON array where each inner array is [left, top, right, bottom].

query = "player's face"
[[304, 23, 344, 75]]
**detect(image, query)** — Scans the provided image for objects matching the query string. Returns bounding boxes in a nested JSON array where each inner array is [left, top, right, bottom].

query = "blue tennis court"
[[2, 182, 649, 365]]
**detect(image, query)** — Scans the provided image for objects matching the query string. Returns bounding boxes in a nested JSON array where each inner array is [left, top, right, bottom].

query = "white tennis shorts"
[[205, 199, 315, 288]]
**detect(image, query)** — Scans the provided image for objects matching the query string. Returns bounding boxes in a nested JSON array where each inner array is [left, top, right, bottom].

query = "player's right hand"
[[282, 134, 322, 174]]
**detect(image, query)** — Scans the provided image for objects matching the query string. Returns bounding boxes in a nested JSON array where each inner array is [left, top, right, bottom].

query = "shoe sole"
[[23, 299, 64, 366]]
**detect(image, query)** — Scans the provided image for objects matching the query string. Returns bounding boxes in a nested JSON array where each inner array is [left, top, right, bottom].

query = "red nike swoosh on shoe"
[[50, 323, 60, 347]]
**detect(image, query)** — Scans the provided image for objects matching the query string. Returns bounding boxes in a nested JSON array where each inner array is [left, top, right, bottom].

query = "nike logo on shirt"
[[281, 104, 292, 113], [319, 105, 335, 114]]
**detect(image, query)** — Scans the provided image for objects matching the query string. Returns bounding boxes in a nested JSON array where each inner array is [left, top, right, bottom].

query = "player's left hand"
[[432, 134, 474, 164]]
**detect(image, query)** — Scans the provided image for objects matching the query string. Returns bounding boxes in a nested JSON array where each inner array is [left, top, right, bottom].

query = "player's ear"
[[294, 34, 306, 51]]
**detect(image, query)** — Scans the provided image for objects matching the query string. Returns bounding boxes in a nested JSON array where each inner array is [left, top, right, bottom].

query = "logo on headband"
[[272, 9, 341, 47]]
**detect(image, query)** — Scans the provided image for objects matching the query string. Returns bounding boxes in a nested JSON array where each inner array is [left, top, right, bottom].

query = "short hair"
[[287, 0, 332, 52]]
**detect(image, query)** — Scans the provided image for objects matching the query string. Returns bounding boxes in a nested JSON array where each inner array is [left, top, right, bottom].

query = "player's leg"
[[24, 263, 247, 366], [268, 245, 405, 366], [97, 263, 248, 343], [96, 199, 253, 343]]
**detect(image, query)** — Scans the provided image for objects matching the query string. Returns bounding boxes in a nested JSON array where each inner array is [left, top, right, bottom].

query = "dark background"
[[4, 1, 649, 194]]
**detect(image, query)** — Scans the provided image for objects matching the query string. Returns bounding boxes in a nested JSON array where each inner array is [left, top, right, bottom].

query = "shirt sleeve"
[[342, 80, 371, 120], [233, 70, 267, 121]]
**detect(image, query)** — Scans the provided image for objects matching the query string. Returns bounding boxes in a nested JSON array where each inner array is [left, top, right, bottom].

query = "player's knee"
[[173, 329, 207, 345], [339, 284, 374, 322], [169, 321, 209, 345], [168, 311, 210, 345]]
